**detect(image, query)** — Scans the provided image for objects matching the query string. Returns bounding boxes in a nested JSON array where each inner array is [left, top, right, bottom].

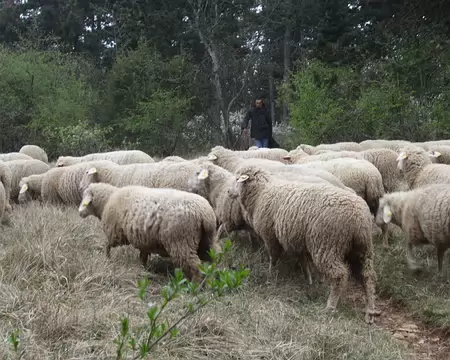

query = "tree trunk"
[[268, 67, 276, 125], [282, 25, 291, 123]]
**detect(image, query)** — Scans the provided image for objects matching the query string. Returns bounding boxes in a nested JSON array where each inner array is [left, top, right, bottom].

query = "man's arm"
[[266, 109, 273, 131]]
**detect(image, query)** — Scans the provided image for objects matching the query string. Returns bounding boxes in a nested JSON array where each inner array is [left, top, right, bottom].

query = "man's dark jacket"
[[241, 106, 272, 140]]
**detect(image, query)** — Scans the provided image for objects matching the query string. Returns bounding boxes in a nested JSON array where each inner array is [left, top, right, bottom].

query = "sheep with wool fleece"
[[19, 144, 49, 163], [78, 183, 220, 282], [397, 145, 450, 189], [78, 161, 209, 199], [18, 173, 46, 203], [207, 146, 352, 191], [0, 153, 33, 162], [298, 142, 363, 155], [427, 145, 450, 165], [55, 150, 155, 167], [5, 159, 50, 202], [290, 157, 384, 215], [228, 164, 379, 323], [40, 160, 119, 206], [376, 183, 450, 274], [0, 161, 13, 209]]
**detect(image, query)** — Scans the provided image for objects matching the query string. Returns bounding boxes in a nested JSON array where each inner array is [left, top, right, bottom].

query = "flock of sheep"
[[1, 138, 450, 325]]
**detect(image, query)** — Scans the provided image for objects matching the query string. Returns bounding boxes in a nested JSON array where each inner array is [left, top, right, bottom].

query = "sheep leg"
[[139, 250, 150, 268], [379, 222, 389, 248], [321, 261, 349, 313], [216, 223, 225, 240], [361, 257, 380, 324], [405, 242, 421, 271], [298, 251, 313, 285], [264, 238, 283, 275], [436, 245, 446, 274], [105, 244, 112, 258], [166, 244, 203, 283]]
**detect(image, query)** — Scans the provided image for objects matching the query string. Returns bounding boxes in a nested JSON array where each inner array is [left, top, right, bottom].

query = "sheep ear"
[[429, 151, 441, 158], [87, 167, 97, 175], [396, 152, 407, 161], [198, 169, 209, 180], [207, 154, 217, 160], [383, 205, 393, 224], [237, 174, 249, 183], [19, 183, 28, 194]]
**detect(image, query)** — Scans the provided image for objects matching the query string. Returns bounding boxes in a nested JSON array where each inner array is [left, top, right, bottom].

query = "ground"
[[0, 202, 449, 359]]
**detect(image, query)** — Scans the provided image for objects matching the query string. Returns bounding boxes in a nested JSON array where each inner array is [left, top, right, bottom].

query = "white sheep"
[[56, 150, 155, 167], [228, 164, 379, 323], [359, 139, 411, 152], [79, 161, 209, 200], [18, 173, 46, 203], [0, 152, 33, 162], [376, 184, 450, 274], [40, 160, 119, 206], [159, 155, 187, 163], [397, 145, 450, 189], [207, 146, 351, 191], [427, 145, 450, 165], [19, 144, 49, 163], [0, 161, 13, 208], [79, 183, 220, 282], [5, 159, 50, 202], [299, 142, 363, 154]]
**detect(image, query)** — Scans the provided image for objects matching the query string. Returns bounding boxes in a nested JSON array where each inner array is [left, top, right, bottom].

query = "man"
[[241, 97, 272, 148]]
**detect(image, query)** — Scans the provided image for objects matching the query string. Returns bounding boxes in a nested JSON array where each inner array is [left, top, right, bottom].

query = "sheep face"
[[18, 182, 32, 203], [79, 189, 94, 218], [79, 167, 98, 193], [375, 197, 393, 226], [56, 156, 77, 167], [189, 168, 209, 195]]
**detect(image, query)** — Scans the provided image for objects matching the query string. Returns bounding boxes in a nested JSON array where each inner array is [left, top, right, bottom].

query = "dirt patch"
[[346, 282, 450, 360]]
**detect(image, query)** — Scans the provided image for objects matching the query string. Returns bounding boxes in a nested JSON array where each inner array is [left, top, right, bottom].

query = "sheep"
[[159, 156, 187, 163], [234, 147, 289, 162], [0, 180, 6, 225], [397, 145, 450, 189], [284, 150, 361, 164], [228, 164, 379, 323], [5, 159, 50, 202], [40, 160, 119, 206], [78, 161, 209, 199], [19, 144, 49, 163], [248, 146, 258, 150], [298, 142, 363, 155], [0, 152, 33, 162], [79, 183, 220, 282], [18, 173, 46, 203], [207, 146, 351, 191], [375, 184, 450, 274], [0, 161, 13, 207], [427, 145, 450, 165], [291, 158, 385, 215], [359, 139, 412, 152], [55, 150, 155, 167]]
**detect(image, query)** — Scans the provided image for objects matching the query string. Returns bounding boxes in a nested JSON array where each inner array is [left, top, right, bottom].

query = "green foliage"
[[114, 239, 250, 359], [103, 42, 199, 156]]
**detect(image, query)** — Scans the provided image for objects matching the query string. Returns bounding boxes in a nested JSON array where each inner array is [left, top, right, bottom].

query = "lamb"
[[234, 147, 289, 162], [397, 145, 450, 189], [427, 145, 450, 165], [375, 184, 450, 273], [0, 152, 33, 162], [228, 164, 379, 323], [79, 183, 220, 282], [207, 146, 351, 191], [55, 150, 155, 167], [19, 144, 49, 163], [79, 161, 209, 199], [291, 157, 385, 215], [5, 159, 50, 202], [40, 160, 119, 206]]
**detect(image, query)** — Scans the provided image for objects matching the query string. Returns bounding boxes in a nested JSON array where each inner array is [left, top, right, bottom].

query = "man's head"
[[255, 99, 264, 108]]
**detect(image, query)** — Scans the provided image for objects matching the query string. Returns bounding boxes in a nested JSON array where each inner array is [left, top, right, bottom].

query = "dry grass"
[[1, 202, 443, 359]]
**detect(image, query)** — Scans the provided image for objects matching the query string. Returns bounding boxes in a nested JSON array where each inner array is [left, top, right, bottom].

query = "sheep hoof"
[[323, 305, 337, 314], [364, 309, 381, 324]]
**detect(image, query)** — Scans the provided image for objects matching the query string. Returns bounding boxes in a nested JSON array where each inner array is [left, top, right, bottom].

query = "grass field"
[[1, 201, 449, 359]]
